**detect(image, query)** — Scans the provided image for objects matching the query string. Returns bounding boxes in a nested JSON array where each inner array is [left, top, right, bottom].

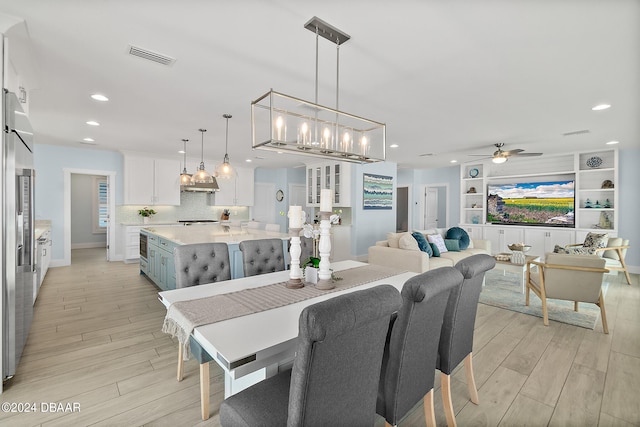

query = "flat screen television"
[[487, 180, 575, 227]]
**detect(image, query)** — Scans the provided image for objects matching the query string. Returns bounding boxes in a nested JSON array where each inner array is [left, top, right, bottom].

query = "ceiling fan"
[[469, 143, 542, 164]]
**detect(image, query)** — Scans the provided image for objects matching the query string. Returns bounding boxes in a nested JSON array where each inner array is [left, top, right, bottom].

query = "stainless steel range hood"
[[181, 180, 220, 193]]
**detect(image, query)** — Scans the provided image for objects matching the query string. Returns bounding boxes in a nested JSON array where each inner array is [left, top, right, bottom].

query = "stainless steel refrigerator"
[[2, 90, 35, 382]]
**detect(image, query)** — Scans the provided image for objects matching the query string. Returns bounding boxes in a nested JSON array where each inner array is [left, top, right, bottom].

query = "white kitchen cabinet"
[[211, 167, 254, 206], [306, 162, 351, 207], [124, 155, 180, 205]]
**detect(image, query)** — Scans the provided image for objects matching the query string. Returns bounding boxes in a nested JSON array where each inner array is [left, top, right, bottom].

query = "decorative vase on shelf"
[[143, 217, 149, 224], [511, 251, 526, 265]]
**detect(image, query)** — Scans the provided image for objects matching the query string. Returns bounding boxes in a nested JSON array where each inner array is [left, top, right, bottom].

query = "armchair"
[[526, 253, 609, 333], [566, 237, 631, 285]]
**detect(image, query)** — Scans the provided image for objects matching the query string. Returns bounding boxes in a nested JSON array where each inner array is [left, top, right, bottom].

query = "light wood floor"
[[1, 248, 638, 426]]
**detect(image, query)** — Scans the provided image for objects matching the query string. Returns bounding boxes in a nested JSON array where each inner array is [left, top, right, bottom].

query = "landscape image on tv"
[[487, 180, 575, 227]]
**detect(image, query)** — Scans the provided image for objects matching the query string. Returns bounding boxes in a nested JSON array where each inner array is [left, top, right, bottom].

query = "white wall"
[[618, 148, 640, 271]]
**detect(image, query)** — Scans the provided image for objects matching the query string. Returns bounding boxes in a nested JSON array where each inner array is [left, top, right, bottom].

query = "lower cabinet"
[[523, 228, 575, 258], [142, 235, 176, 291], [483, 226, 524, 254]]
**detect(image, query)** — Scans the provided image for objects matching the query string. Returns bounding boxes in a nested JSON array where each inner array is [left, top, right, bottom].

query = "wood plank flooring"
[[1, 248, 638, 426]]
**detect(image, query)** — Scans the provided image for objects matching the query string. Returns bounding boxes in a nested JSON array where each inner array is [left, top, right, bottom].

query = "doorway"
[[422, 184, 449, 229], [396, 186, 409, 232], [63, 168, 116, 265]]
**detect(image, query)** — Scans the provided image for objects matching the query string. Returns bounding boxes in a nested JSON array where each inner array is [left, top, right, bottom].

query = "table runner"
[[162, 264, 406, 359]]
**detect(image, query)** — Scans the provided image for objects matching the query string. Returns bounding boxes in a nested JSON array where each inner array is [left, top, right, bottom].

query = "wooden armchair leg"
[[441, 372, 457, 427], [541, 297, 549, 326], [423, 389, 436, 427], [574, 301, 579, 312], [177, 345, 184, 381], [599, 293, 609, 334], [464, 353, 479, 404], [200, 362, 210, 420]]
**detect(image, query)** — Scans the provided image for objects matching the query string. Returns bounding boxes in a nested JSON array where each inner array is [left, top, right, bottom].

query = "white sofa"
[[367, 228, 492, 273]]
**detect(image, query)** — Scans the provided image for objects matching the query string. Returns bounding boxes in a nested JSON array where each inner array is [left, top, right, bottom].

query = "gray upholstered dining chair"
[[173, 243, 231, 383], [239, 238, 285, 277], [219, 285, 402, 426], [377, 267, 464, 427], [438, 254, 496, 427]]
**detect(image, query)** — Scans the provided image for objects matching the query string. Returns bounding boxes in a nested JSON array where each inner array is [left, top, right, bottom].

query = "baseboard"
[[71, 242, 107, 249]]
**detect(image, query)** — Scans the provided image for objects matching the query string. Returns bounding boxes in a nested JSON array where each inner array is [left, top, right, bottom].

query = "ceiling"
[[0, 0, 638, 170]]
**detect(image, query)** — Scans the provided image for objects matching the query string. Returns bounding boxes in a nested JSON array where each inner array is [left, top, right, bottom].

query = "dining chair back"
[[219, 285, 402, 426], [239, 239, 285, 277], [438, 254, 496, 427], [173, 243, 231, 288], [377, 267, 463, 427]]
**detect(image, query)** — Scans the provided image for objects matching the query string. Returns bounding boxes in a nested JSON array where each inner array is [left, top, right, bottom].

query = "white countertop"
[[143, 224, 291, 245]]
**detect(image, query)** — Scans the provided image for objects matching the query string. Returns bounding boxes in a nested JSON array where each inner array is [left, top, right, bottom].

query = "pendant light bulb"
[[179, 138, 194, 186], [216, 114, 235, 179], [191, 129, 215, 184]]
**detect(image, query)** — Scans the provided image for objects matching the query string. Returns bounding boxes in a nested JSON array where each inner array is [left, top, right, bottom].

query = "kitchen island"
[[140, 224, 290, 290]]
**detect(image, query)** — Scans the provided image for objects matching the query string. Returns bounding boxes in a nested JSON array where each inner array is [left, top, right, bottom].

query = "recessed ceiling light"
[[178, 150, 185, 154], [606, 140, 619, 145], [245, 159, 252, 163], [91, 94, 109, 102], [83, 137, 94, 142], [450, 160, 457, 163], [390, 144, 399, 148], [86, 120, 100, 126], [277, 151, 283, 154], [592, 104, 611, 111], [80, 139, 96, 145]]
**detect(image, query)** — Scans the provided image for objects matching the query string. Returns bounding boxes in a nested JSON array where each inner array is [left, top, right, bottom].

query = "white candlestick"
[[316, 213, 334, 290], [320, 189, 332, 212], [288, 205, 302, 228], [287, 229, 304, 289]]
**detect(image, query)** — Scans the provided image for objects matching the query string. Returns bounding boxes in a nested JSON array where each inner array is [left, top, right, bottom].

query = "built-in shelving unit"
[[459, 149, 618, 256]]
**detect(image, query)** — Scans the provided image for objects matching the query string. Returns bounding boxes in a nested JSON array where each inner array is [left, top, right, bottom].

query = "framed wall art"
[[363, 173, 393, 210]]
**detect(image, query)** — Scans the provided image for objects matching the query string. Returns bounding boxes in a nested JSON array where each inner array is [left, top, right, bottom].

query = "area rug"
[[479, 269, 609, 330]]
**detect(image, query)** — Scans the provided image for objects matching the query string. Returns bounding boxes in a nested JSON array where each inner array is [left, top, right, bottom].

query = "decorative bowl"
[[508, 244, 531, 252]]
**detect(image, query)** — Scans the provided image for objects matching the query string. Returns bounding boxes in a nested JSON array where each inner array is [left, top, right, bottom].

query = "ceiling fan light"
[[492, 156, 507, 164]]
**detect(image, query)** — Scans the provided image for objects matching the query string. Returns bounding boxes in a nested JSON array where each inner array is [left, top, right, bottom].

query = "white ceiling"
[[1, 0, 638, 170]]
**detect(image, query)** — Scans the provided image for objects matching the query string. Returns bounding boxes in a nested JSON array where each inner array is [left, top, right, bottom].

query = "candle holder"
[[286, 227, 304, 289], [315, 211, 334, 290]]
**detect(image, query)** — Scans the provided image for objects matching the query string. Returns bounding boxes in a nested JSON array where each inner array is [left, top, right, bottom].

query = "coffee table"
[[493, 255, 540, 293]]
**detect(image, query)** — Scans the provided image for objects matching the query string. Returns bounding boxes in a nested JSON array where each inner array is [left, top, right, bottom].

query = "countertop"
[[35, 220, 52, 240], [143, 224, 290, 245]]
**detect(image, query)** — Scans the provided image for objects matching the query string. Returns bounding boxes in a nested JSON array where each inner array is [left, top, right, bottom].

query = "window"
[[93, 176, 108, 233]]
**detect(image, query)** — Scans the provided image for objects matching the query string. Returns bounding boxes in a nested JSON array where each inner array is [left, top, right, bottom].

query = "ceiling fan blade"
[[513, 152, 543, 157], [468, 154, 491, 157], [501, 149, 524, 156]]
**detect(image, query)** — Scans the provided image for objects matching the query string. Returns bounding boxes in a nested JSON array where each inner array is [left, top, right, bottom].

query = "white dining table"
[[158, 260, 416, 417]]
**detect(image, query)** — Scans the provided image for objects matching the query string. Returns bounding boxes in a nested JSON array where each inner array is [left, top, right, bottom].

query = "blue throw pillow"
[[445, 239, 461, 252], [445, 227, 471, 250], [412, 232, 433, 257], [429, 242, 440, 257]]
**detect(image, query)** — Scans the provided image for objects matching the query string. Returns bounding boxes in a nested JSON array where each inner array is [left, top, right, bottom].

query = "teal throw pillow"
[[411, 232, 433, 257], [444, 239, 461, 252], [429, 242, 440, 257], [445, 226, 471, 250]]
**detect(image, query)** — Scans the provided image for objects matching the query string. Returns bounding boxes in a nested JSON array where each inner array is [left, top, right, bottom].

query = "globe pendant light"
[[191, 128, 215, 184], [179, 138, 194, 186], [216, 113, 235, 179]]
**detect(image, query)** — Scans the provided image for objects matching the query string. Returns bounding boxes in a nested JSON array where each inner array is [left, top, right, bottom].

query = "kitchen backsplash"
[[116, 191, 250, 224]]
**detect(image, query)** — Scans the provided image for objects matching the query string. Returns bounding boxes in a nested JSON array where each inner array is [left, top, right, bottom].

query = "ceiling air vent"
[[128, 45, 175, 66], [562, 129, 590, 137]]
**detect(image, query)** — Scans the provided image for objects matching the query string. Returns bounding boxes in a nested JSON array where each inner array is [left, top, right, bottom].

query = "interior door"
[[396, 186, 408, 232], [253, 182, 276, 223], [425, 187, 439, 229]]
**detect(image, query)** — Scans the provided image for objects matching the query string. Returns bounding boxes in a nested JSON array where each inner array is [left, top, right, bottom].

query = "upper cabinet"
[[211, 166, 255, 206], [306, 161, 352, 207], [124, 155, 180, 205]]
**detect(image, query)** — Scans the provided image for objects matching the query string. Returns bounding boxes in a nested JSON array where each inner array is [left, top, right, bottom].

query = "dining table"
[[158, 260, 417, 419]]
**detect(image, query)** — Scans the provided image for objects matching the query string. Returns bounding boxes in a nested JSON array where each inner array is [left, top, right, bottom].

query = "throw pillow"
[[386, 232, 403, 249], [444, 239, 461, 252], [399, 233, 420, 251], [583, 232, 608, 257], [427, 234, 448, 254], [603, 237, 623, 260], [445, 227, 471, 250], [553, 244, 568, 254], [566, 247, 597, 256], [429, 242, 441, 257], [411, 232, 433, 256]]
